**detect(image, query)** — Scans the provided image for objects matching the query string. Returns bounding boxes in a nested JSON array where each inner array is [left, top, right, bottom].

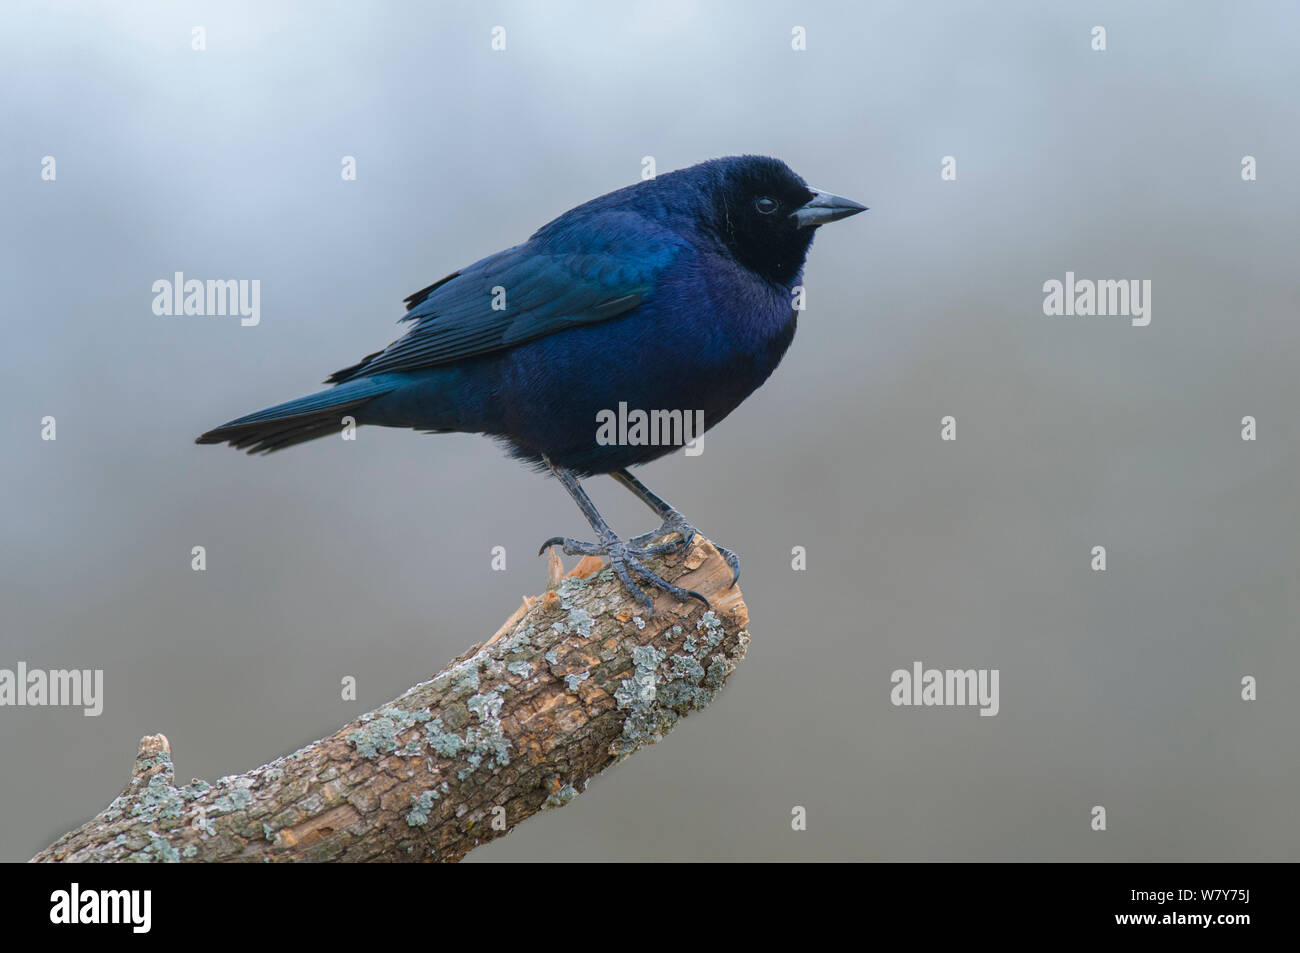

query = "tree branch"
[[31, 539, 749, 862]]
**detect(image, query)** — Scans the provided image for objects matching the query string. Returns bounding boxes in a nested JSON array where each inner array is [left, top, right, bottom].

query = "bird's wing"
[[327, 214, 680, 383]]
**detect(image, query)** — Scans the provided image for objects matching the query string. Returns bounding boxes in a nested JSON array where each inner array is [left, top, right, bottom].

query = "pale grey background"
[[2, 0, 1297, 862]]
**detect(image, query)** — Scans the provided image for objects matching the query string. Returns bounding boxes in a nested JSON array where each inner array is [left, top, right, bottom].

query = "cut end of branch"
[[122, 733, 174, 798]]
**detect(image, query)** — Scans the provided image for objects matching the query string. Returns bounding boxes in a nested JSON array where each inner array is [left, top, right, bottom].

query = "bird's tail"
[[195, 377, 395, 454]]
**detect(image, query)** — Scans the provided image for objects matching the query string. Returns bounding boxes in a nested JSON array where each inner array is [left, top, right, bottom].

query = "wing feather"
[[329, 217, 680, 383]]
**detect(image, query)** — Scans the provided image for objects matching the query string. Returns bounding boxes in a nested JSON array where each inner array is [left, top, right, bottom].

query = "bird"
[[197, 155, 866, 612]]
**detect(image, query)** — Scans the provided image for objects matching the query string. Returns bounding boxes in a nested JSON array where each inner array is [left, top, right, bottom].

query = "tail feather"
[[196, 379, 394, 454]]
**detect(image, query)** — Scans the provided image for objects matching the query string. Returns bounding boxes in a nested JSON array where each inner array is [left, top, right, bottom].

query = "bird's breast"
[[490, 259, 798, 471]]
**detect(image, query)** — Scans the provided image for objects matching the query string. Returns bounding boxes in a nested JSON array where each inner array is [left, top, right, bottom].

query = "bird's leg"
[[538, 459, 709, 615], [611, 469, 740, 588]]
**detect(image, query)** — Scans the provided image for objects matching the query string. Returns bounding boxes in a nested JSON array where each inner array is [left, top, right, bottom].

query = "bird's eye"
[[754, 196, 779, 215]]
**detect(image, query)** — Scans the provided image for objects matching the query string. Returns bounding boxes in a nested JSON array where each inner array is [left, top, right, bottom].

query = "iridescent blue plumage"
[[198, 155, 866, 609]]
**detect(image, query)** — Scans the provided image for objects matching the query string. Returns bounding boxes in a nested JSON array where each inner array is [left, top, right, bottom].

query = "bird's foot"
[[538, 529, 709, 616], [629, 515, 741, 589]]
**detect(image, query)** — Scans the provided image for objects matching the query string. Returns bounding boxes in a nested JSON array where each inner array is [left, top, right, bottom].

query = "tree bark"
[[31, 538, 749, 862]]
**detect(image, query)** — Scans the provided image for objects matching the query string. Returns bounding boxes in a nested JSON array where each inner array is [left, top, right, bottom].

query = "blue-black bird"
[[197, 156, 866, 611]]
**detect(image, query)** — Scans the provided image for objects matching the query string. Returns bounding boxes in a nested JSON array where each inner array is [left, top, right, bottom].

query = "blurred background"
[[2, 0, 1297, 861]]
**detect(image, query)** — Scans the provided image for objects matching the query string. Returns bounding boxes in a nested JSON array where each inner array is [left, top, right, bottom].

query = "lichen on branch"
[[32, 538, 749, 863]]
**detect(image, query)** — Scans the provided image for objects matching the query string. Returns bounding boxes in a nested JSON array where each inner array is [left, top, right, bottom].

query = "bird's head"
[[696, 155, 867, 287]]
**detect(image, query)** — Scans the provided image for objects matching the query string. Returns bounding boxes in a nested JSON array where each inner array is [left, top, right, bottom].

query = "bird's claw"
[[716, 543, 741, 588], [538, 535, 581, 557], [629, 523, 696, 553], [629, 518, 741, 589], [538, 531, 710, 615]]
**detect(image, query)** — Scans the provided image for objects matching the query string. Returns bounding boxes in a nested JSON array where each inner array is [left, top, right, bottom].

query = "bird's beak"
[[791, 189, 868, 228]]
